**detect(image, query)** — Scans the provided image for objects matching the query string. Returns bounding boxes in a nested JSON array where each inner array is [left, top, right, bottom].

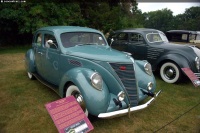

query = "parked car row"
[[166, 30, 200, 45], [25, 26, 200, 119], [25, 26, 161, 118], [108, 28, 200, 84]]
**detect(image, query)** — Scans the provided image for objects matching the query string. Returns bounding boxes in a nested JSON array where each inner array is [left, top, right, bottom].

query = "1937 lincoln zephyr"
[[25, 26, 161, 118], [108, 28, 200, 84]]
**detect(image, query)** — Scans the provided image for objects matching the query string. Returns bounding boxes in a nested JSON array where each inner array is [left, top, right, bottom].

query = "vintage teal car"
[[25, 26, 161, 118]]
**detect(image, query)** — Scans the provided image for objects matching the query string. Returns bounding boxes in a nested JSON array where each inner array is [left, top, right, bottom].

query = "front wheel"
[[66, 84, 89, 116], [160, 62, 182, 83]]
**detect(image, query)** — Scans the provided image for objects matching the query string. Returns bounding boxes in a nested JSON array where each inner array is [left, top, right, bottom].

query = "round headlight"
[[90, 72, 103, 91], [147, 82, 153, 91], [195, 57, 200, 70], [118, 91, 125, 101], [144, 63, 153, 76]]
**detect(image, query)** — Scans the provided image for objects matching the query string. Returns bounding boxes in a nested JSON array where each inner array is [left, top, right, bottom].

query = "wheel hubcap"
[[72, 91, 86, 112], [164, 67, 176, 80]]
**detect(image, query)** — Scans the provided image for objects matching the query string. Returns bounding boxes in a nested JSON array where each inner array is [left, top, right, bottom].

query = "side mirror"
[[110, 38, 114, 47], [47, 40, 57, 49], [47, 40, 54, 45]]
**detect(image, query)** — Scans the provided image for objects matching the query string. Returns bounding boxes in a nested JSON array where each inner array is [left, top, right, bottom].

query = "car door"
[[111, 32, 129, 51], [34, 32, 46, 77], [127, 32, 148, 60], [43, 32, 60, 85]]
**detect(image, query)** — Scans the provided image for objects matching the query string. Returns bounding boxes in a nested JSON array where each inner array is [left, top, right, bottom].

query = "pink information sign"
[[182, 68, 200, 87], [45, 96, 94, 133]]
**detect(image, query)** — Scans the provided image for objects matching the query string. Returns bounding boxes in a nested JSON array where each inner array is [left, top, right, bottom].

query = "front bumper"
[[194, 73, 200, 78], [98, 90, 162, 118]]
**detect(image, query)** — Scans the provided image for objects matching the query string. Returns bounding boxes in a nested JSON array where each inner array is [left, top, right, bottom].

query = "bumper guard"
[[98, 90, 162, 118]]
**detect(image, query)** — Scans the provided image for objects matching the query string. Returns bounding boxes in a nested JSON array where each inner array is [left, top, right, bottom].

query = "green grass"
[[0, 48, 200, 133]]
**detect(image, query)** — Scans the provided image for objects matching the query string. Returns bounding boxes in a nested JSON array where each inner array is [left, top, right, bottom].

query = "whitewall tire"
[[66, 85, 89, 116], [160, 62, 181, 83]]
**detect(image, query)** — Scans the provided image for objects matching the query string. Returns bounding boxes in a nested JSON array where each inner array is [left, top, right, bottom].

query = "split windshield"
[[61, 32, 107, 48], [146, 32, 169, 43]]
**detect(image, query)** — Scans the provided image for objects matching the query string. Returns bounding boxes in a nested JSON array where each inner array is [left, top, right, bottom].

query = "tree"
[[174, 6, 200, 31], [143, 8, 174, 32], [0, 1, 141, 46], [0, 3, 85, 45]]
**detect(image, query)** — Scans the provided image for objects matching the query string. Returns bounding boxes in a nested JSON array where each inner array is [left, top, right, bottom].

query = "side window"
[[182, 34, 188, 41], [117, 33, 128, 41], [44, 34, 58, 49], [130, 33, 144, 44], [36, 33, 42, 46]]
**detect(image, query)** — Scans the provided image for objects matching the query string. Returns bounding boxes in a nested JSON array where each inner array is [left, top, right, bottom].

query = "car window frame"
[[33, 32, 43, 47], [60, 32, 107, 48], [43, 31, 59, 50], [129, 32, 146, 45]]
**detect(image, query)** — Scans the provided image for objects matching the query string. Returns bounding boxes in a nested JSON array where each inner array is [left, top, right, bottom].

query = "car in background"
[[166, 30, 200, 45], [25, 26, 160, 118], [107, 28, 200, 84]]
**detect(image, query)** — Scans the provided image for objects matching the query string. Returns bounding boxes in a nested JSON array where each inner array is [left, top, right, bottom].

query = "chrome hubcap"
[[72, 91, 86, 112], [164, 67, 176, 80]]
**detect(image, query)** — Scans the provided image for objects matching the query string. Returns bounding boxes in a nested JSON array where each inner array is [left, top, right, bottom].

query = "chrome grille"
[[110, 63, 138, 106]]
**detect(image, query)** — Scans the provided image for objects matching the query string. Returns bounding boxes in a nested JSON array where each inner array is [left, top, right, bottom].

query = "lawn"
[[0, 47, 200, 133]]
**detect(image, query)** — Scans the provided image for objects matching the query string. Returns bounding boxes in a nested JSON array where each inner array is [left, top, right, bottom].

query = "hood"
[[63, 45, 132, 63]]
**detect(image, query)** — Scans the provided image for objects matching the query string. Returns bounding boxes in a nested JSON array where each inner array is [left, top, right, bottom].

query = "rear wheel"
[[160, 62, 182, 83], [66, 84, 88, 116]]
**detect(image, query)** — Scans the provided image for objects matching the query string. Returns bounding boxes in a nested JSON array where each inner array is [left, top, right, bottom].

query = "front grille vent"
[[110, 63, 138, 106], [68, 59, 82, 67]]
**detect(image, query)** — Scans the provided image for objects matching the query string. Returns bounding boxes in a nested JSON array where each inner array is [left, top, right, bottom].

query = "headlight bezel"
[[147, 82, 153, 91], [117, 91, 125, 101], [90, 72, 103, 91], [144, 62, 153, 76], [195, 57, 200, 70]]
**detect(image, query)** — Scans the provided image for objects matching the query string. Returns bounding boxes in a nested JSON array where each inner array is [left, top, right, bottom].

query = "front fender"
[[135, 60, 156, 100], [25, 49, 35, 73], [59, 67, 110, 116]]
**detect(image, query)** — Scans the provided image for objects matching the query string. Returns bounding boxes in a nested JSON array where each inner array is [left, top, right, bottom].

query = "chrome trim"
[[194, 73, 200, 78], [147, 82, 153, 91], [118, 91, 125, 101], [195, 57, 200, 70], [90, 72, 103, 91], [98, 90, 162, 118], [144, 62, 152, 76]]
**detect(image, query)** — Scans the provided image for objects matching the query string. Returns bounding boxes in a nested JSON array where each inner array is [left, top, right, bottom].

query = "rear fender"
[[25, 49, 36, 73]]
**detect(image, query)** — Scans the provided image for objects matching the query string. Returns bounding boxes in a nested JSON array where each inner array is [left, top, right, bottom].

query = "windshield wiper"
[[75, 43, 98, 46]]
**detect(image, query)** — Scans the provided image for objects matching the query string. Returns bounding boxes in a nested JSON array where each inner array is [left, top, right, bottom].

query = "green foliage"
[[173, 7, 200, 31], [0, 2, 199, 46], [142, 6, 200, 32], [143, 8, 174, 32], [0, 2, 139, 46]]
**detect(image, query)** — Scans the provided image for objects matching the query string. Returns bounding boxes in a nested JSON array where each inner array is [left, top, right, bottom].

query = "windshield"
[[146, 32, 169, 43], [61, 32, 107, 48]]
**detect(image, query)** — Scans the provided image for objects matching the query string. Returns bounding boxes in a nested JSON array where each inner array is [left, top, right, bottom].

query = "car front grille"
[[110, 63, 138, 107]]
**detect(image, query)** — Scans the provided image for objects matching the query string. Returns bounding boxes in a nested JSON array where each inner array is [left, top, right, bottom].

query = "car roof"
[[167, 30, 197, 34], [36, 26, 102, 34], [113, 28, 160, 34]]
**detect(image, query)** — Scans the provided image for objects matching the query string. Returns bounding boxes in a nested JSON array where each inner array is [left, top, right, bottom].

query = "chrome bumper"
[[194, 73, 200, 78], [98, 90, 162, 119]]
